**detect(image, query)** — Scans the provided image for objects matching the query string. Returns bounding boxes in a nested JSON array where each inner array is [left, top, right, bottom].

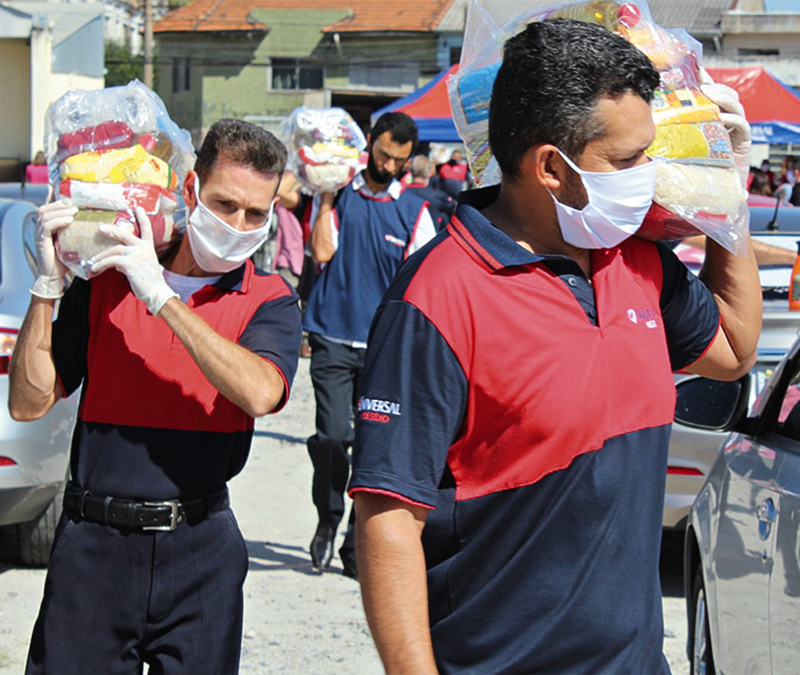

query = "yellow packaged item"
[[61, 143, 178, 190]]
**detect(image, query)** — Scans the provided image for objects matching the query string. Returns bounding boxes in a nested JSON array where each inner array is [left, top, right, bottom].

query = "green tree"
[[105, 39, 159, 89]]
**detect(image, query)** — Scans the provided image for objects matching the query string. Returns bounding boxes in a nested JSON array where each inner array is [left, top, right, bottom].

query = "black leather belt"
[[63, 482, 229, 532]]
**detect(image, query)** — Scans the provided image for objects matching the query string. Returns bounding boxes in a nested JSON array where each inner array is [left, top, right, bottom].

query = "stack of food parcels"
[[45, 80, 195, 278], [448, 0, 749, 254], [282, 107, 367, 193]]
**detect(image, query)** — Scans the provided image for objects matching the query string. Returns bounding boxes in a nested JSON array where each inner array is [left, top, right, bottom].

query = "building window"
[[271, 59, 323, 90], [172, 57, 190, 93], [738, 48, 779, 57], [348, 62, 418, 91]]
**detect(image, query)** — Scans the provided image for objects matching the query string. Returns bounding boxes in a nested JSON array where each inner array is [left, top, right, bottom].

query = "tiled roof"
[[154, 0, 456, 33], [648, 0, 736, 34]]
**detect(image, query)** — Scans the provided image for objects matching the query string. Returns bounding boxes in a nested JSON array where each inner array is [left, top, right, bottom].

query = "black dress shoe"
[[341, 555, 358, 580], [310, 524, 336, 570]]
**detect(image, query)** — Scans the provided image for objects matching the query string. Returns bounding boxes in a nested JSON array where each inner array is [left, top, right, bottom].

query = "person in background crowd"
[[303, 112, 436, 579], [760, 159, 777, 192], [406, 155, 456, 231], [350, 19, 760, 674], [749, 167, 773, 197], [12, 119, 302, 673], [25, 151, 48, 184], [436, 149, 469, 198], [791, 166, 800, 207], [775, 155, 797, 203], [272, 171, 305, 289]]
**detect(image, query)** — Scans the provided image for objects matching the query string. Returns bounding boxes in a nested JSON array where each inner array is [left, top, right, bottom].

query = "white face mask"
[[187, 177, 274, 274], [549, 149, 656, 250]]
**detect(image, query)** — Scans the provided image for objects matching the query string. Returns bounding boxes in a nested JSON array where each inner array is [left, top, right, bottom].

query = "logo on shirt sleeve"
[[385, 234, 407, 248], [358, 396, 402, 423]]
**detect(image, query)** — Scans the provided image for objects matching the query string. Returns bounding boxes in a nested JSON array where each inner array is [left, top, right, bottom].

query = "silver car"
[[664, 205, 800, 530], [0, 198, 76, 565], [680, 333, 800, 674]]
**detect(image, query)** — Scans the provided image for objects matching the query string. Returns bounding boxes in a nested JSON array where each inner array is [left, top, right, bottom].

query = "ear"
[[184, 170, 198, 210], [520, 144, 570, 191]]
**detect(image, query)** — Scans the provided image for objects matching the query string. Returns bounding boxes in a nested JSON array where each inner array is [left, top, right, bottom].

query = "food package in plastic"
[[44, 80, 195, 278], [282, 106, 367, 193], [447, 0, 749, 255], [56, 209, 176, 274]]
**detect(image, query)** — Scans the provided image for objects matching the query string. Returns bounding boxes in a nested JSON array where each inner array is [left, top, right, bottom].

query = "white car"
[[664, 202, 800, 530], [0, 198, 76, 565], [680, 331, 800, 674]]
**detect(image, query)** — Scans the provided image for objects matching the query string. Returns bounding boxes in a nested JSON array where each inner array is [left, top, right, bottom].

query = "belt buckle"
[[142, 501, 181, 531]]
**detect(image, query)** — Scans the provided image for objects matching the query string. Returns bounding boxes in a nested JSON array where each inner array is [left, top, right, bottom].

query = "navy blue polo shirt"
[[350, 186, 720, 673], [303, 174, 434, 345], [53, 260, 302, 501]]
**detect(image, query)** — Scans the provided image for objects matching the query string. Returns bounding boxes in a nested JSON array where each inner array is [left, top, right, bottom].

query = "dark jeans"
[[26, 507, 248, 674], [306, 333, 366, 561]]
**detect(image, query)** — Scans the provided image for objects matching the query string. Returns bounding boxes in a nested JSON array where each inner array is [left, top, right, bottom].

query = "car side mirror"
[[674, 374, 751, 432]]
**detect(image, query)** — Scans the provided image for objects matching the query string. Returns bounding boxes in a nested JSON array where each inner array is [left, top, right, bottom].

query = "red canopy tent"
[[705, 67, 800, 145]]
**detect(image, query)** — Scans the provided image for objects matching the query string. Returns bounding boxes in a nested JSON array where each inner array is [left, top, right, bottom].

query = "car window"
[[772, 360, 800, 441], [22, 211, 37, 274]]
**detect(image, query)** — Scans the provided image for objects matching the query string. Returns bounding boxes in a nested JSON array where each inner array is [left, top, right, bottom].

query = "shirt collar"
[[352, 171, 402, 200], [450, 185, 546, 271], [212, 258, 252, 293]]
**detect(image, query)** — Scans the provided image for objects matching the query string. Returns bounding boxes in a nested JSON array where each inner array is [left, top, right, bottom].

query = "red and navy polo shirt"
[[53, 260, 301, 501], [350, 186, 720, 674], [302, 175, 433, 345]]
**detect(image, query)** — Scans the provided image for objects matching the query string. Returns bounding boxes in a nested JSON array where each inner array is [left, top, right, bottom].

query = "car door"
[[709, 432, 775, 674], [761, 372, 800, 670]]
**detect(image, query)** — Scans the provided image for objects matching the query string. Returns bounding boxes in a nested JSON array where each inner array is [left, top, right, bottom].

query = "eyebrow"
[[375, 145, 411, 162]]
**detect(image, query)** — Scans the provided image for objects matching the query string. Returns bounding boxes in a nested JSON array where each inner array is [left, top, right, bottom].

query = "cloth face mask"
[[187, 177, 274, 274], [549, 149, 656, 250]]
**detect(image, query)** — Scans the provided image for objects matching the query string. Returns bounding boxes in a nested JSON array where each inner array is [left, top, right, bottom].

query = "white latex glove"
[[90, 207, 178, 316], [699, 68, 752, 187], [31, 198, 77, 299]]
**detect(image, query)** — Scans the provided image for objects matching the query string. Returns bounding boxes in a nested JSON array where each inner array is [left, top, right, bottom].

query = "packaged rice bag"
[[44, 80, 195, 278], [282, 107, 367, 193], [448, 0, 749, 254]]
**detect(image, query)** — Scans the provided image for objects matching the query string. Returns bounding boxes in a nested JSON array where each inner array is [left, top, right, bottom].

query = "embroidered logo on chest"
[[627, 307, 659, 329]]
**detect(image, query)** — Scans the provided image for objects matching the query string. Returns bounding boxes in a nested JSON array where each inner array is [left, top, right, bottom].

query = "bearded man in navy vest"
[[349, 19, 762, 674], [303, 112, 436, 578]]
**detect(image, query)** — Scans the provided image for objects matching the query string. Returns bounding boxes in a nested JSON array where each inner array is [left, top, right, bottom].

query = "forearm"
[[309, 193, 335, 263], [158, 298, 285, 417], [355, 493, 438, 675], [8, 297, 62, 420], [698, 237, 762, 373]]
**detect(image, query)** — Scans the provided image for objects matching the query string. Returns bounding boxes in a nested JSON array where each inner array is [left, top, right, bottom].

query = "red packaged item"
[[58, 179, 178, 216], [56, 121, 135, 164]]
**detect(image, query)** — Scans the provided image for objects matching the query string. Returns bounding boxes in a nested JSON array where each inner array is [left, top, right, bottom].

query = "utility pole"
[[143, 0, 154, 88]]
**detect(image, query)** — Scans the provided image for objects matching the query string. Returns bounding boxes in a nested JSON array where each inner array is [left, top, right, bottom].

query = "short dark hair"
[[489, 18, 660, 179], [370, 112, 419, 154], [194, 118, 287, 184]]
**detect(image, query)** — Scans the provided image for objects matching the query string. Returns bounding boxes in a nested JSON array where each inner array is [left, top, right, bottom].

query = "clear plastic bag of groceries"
[[282, 106, 367, 194], [448, 0, 749, 255], [44, 80, 196, 278]]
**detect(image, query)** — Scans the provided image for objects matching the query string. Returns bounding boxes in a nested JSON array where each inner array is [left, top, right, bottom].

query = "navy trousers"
[[306, 333, 365, 562], [26, 507, 249, 674]]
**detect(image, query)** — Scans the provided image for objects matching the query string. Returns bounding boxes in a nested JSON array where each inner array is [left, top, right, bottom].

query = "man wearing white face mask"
[[10, 118, 302, 673], [349, 19, 761, 675]]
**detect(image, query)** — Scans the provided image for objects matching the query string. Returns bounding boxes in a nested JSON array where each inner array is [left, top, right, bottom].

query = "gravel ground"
[[0, 358, 690, 674]]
